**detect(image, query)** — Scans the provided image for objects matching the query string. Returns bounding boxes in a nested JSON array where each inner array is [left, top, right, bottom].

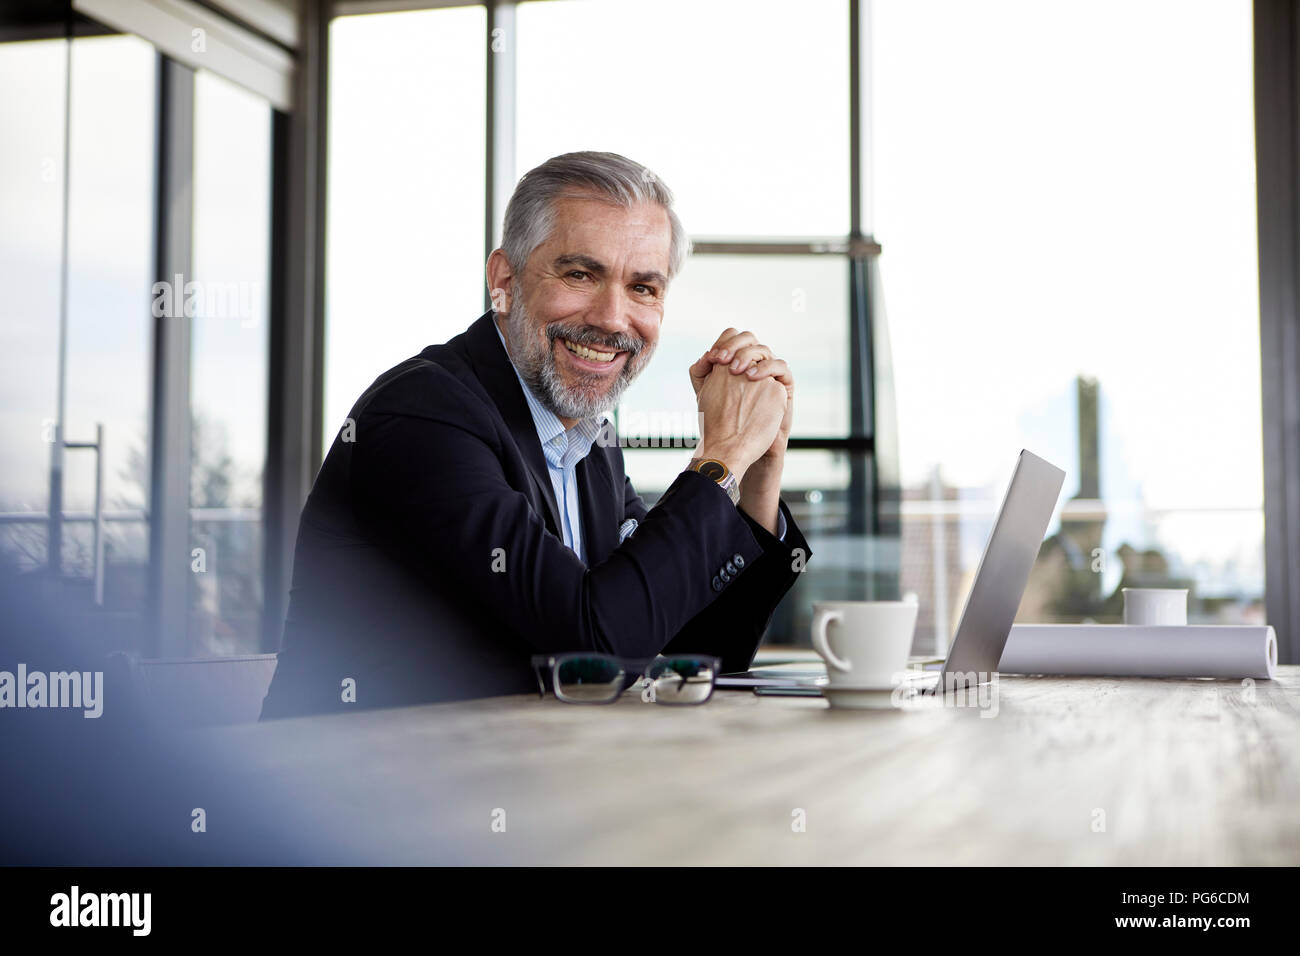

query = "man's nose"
[[584, 281, 632, 339]]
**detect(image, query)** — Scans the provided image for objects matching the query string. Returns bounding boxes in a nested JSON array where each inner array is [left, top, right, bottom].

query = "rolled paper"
[[998, 624, 1277, 679]]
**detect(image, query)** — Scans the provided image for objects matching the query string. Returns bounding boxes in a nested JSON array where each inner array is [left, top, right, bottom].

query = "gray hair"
[[501, 151, 691, 282]]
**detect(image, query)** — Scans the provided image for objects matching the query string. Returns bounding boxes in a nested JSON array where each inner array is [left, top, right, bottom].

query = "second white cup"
[[1122, 588, 1188, 625]]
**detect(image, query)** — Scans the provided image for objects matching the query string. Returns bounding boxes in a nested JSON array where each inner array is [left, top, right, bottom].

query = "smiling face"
[[488, 194, 672, 427]]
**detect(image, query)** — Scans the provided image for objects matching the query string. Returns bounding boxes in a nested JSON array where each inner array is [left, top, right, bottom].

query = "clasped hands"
[[688, 327, 793, 491]]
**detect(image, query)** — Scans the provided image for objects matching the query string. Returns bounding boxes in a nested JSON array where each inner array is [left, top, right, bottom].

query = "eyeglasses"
[[531, 652, 722, 705]]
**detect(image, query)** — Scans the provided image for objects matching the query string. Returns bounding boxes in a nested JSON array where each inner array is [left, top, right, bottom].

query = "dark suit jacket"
[[260, 310, 812, 719]]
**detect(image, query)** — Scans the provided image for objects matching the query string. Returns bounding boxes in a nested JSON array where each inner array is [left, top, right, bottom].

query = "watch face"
[[697, 459, 727, 481]]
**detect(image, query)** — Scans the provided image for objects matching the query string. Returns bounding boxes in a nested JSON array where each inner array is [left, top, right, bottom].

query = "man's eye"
[[634, 284, 658, 296], [567, 270, 589, 280]]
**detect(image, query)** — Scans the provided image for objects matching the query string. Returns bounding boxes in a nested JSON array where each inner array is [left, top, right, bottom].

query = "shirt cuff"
[[776, 507, 787, 542]]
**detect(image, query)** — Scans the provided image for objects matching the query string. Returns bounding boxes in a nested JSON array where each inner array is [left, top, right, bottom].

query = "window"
[[873, 0, 1263, 650], [606, 255, 851, 451], [515, 0, 850, 237], [0, 5, 283, 659], [189, 68, 273, 655], [319, 0, 1266, 654], [0, 35, 71, 570], [0, 27, 156, 648], [324, 6, 487, 444]]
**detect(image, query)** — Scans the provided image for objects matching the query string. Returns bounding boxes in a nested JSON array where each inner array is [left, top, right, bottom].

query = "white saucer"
[[821, 684, 912, 709]]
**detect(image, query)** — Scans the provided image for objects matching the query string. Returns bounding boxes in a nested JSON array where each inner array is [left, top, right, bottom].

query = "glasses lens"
[[647, 657, 716, 705], [555, 656, 625, 702]]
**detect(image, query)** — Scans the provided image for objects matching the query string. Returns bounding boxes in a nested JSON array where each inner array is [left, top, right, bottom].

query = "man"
[[260, 151, 812, 719]]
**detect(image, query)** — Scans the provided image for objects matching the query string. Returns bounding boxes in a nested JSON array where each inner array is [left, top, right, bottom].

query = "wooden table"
[[191, 663, 1300, 865]]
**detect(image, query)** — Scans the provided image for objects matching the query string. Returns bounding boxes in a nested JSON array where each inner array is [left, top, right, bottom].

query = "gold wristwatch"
[[687, 457, 740, 505]]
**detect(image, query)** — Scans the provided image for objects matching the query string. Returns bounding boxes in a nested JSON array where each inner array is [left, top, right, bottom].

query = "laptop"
[[719, 449, 1066, 696]]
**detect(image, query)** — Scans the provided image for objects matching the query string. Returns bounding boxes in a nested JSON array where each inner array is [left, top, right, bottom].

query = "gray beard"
[[500, 285, 653, 422]]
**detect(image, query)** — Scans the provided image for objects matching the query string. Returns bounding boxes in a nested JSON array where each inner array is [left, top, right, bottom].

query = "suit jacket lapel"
[[577, 447, 618, 565], [462, 311, 563, 536]]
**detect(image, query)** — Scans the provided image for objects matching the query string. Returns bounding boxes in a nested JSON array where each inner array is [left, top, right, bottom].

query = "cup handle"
[[812, 609, 853, 674]]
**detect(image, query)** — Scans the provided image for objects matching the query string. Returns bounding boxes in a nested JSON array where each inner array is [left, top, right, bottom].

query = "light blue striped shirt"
[[494, 319, 606, 563]]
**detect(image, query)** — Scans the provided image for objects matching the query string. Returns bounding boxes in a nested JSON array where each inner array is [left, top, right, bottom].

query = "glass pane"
[[873, 0, 1263, 633], [614, 255, 849, 448], [516, 0, 850, 237], [64, 34, 155, 613], [0, 30, 155, 634], [190, 69, 272, 656], [0, 36, 67, 571], [325, 6, 487, 445]]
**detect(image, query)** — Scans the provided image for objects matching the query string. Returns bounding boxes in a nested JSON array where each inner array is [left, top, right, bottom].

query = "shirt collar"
[[492, 316, 608, 469]]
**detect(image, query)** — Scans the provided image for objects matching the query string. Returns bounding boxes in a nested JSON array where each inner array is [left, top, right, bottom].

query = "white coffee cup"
[[811, 600, 918, 691], [1122, 588, 1188, 626]]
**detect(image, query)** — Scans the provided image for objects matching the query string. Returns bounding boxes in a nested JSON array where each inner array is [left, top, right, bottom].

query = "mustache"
[[545, 325, 643, 355]]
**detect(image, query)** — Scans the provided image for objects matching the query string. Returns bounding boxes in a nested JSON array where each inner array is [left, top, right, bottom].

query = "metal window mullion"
[[91, 424, 105, 604], [1255, 0, 1300, 664], [848, 256, 872, 538], [857, 0, 874, 238], [849, 0, 863, 239], [847, 0, 876, 542], [485, 0, 516, 309], [48, 23, 73, 579], [263, 2, 329, 654], [149, 53, 195, 658]]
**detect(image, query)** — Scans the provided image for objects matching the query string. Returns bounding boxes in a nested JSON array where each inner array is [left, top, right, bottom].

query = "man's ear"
[[486, 249, 514, 313]]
